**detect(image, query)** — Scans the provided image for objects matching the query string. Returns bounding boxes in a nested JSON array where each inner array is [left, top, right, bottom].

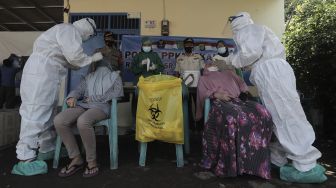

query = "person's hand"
[[149, 64, 157, 70], [239, 91, 253, 101], [207, 65, 219, 72], [141, 58, 149, 65], [66, 97, 76, 107], [214, 91, 233, 101], [92, 52, 103, 62], [212, 54, 226, 62], [83, 97, 90, 103]]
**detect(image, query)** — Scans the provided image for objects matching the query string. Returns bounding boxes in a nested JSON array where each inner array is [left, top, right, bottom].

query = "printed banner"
[[121, 35, 235, 82]]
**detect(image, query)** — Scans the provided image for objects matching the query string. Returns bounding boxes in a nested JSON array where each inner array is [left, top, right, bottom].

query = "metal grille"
[[71, 14, 109, 30], [70, 13, 140, 46]]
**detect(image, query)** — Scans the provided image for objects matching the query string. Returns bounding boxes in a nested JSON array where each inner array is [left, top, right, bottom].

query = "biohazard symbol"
[[148, 103, 162, 121]]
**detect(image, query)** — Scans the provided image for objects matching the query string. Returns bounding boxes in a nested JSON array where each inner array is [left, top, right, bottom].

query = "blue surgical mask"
[[142, 46, 151, 53]]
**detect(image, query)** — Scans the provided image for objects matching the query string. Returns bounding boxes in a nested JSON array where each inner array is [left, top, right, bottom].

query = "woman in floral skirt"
[[196, 63, 273, 179]]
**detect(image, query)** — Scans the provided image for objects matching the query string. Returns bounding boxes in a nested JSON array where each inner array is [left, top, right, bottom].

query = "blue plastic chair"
[[204, 98, 211, 123], [52, 98, 118, 170], [138, 84, 188, 167]]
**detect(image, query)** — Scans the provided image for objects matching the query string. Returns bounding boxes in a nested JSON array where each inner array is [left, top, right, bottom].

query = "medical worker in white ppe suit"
[[12, 18, 103, 176], [213, 12, 327, 183]]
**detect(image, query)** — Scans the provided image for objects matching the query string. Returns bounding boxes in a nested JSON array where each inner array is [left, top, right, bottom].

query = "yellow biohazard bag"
[[136, 75, 184, 144]]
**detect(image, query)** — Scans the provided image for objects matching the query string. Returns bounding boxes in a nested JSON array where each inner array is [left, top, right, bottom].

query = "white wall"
[[0, 32, 42, 64], [65, 0, 285, 37]]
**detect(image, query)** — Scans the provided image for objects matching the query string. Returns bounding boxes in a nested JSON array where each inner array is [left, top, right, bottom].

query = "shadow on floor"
[[0, 135, 335, 188]]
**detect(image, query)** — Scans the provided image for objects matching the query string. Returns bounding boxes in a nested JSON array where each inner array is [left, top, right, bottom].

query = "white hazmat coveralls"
[[223, 12, 321, 172], [16, 18, 103, 160]]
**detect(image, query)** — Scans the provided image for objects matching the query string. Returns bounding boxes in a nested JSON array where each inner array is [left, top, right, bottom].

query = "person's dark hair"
[[183, 37, 194, 44], [104, 31, 113, 37], [3, 59, 12, 67], [216, 40, 225, 47], [20, 56, 29, 69], [216, 40, 229, 57]]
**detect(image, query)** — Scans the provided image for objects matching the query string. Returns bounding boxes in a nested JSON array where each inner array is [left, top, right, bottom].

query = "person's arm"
[[56, 25, 102, 68], [195, 77, 208, 121], [67, 78, 87, 100], [89, 76, 124, 103], [214, 91, 234, 101], [198, 55, 205, 75], [154, 53, 164, 73], [117, 50, 123, 71], [130, 54, 144, 76], [228, 25, 265, 68], [174, 56, 182, 77], [231, 71, 248, 93], [195, 76, 221, 120], [199, 54, 205, 69], [229, 71, 253, 101]]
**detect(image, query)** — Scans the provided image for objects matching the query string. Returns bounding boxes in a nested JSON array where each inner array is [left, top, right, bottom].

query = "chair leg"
[[109, 123, 119, 170], [139, 142, 147, 167], [52, 136, 62, 169], [108, 126, 118, 170], [204, 98, 210, 123], [110, 99, 118, 170], [175, 144, 184, 167]]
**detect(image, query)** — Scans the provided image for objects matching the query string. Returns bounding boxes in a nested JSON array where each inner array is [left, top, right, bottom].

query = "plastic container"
[[182, 70, 200, 87]]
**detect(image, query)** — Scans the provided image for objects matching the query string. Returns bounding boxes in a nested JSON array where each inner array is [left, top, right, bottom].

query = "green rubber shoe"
[[280, 164, 327, 183], [11, 160, 48, 176]]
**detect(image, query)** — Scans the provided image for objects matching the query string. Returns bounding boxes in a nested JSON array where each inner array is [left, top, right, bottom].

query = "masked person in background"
[[0, 58, 20, 109], [175, 38, 205, 133], [131, 37, 164, 84], [12, 18, 103, 176], [130, 37, 164, 131], [214, 12, 327, 183], [95, 31, 122, 71], [213, 40, 243, 77], [175, 38, 205, 77]]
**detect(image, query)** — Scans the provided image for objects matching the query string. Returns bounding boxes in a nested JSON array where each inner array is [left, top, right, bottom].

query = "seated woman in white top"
[[54, 61, 123, 178]]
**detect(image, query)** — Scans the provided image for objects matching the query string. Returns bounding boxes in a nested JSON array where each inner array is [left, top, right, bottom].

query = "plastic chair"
[[138, 83, 188, 167], [52, 98, 118, 170], [204, 98, 211, 123]]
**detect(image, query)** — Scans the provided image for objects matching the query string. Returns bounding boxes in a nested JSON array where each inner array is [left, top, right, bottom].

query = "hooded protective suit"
[[224, 12, 322, 173], [16, 18, 103, 161]]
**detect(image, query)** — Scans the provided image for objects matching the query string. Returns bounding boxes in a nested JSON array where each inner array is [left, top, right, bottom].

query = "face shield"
[[73, 18, 97, 42], [86, 18, 97, 38], [222, 13, 249, 35], [228, 15, 244, 23]]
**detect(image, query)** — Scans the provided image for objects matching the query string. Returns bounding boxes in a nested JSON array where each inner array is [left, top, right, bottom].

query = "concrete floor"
[[0, 135, 335, 188]]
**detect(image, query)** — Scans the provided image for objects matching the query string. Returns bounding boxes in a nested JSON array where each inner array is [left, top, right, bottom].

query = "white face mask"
[[217, 47, 227, 54], [142, 46, 151, 53], [207, 66, 219, 72]]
